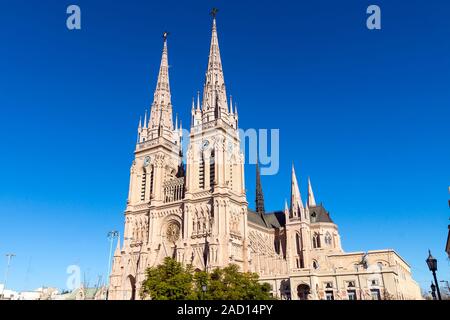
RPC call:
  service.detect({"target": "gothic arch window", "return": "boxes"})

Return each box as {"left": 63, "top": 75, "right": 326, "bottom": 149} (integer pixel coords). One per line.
{"left": 149, "top": 165, "right": 154, "bottom": 197}
{"left": 274, "top": 239, "right": 281, "bottom": 255}
{"left": 295, "top": 233, "right": 302, "bottom": 254}
{"left": 312, "top": 260, "right": 319, "bottom": 270}
{"left": 209, "top": 150, "right": 215, "bottom": 187}
{"left": 125, "top": 275, "right": 136, "bottom": 300}
{"left": 310, "top": 212, "right": 317, "bottom": 222}
{"left": 312, "top": 233, "right": 321, "bottom": 249}
{"left": 140, "top": 171, "right": 147, "bottom": 201}
{"left": 325, "top": 232, "right": 332, "bottom": 246}
{"left": 199, "top": 154, "right": 205, "bottom": 189}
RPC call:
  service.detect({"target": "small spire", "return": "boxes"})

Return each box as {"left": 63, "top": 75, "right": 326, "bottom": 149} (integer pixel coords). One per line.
{"left": 291, "top": 165, "right": 304, "bottom": 218}
{"left": 284, "top": 199, "right": 290, "bottom": 224}
{"left": 191, "top": 96, "right": 195, "bottom": 111}
{"left": 234, "top": 102, "right": 238, "bottom": 116}
{"left": 114, "top": 237, "right": 121, "bottom": 257}
{"left": 175, "top": 113, "right": 178, "bottom": 131}
{"left": 197, "top": 91, "right": 201, "bottom": 110}
{"left": 143, "top": 110, "right": 148, "bottom": 129}
{"left": 138, "top": 116, "right": 142, "bottom": 129}
{"left": 229, "top": 95, "right": 233, "bottom": 114}
{"left": 307, "top": 177, "right": 317, "bottom": 207}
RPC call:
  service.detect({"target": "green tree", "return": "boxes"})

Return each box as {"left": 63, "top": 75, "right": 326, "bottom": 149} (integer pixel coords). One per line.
{"left": 140, "top": 257, "right": 194, "bottom": 300}
{"left": 141, "top": 258, "right": 273, "bottom": 300}
{"left": 193, "top": 264, "right": 273, "bottom": 300}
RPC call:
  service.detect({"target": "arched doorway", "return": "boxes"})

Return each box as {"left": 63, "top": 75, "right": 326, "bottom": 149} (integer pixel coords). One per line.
{"left": 124, "top": 275, "right": 136, "bottom": 300}
{"left": 297, "top": 284, "right": 310, "bottom": 300}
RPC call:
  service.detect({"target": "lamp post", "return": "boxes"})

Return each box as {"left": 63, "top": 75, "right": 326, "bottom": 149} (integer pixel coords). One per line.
{"left": 1, "top": 253, "right": 16, "bottom": 300}
{"left": 201, "top": 283, "right": 207, "bottom": 300}
{"left": 106, "top": 231, "right": 119, "bottom": 286}
{"left": 426, "top": 250, "right": 441, "bottom": 300}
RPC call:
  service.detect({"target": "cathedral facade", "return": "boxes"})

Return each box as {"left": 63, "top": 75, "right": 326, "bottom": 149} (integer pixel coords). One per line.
{"left": 108, "top": 15, "right": 422, "bottom": 300}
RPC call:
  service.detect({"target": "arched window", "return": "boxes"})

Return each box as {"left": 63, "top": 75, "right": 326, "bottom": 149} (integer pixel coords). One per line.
{"left": 296, "top": 233, "right": 302, "bottom": 254}
{"left": 325, "top": 232, "right": 332, "bottom": 246}
{"left": 199, "top": 153, "right": 205, "bottom": 189}
{"left": 310, "top": 212, "right": 317, "bottom": 222}
{"left": 209, "top": 150, "right": 215, "bottom": 187}
{"left": 312, "top": 260, "right": 319, "bottom": 270}
{"left": 312, "top": 233, "right": 321, "bottom": 248}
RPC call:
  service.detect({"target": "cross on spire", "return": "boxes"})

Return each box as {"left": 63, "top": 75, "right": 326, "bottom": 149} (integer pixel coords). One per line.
{"left": 210, "top": 8, "right": 219, "bottom": 18}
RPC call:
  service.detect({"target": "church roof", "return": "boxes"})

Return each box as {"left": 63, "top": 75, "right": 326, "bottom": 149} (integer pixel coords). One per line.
{"left": 248, "top": 204, "right": 333, "bottom": 229}
{"left": 247, "top": 209, "right": 285, "bottom": 229}
{"left": 309, "top": 204, "right": 334, "bottom": 223}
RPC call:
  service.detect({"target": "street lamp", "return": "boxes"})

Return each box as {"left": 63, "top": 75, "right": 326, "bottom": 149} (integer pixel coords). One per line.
{"left": 106, "top": 231, "right": 119, "bottom": 286}
{"left": 426, "top": 250, "right": 442, "bottom": 300}
{"left": 1, "top": 253, "right": 16, "bottom": 300}
{"left": 201, "top": 283, "right": 207, "bottom": 300}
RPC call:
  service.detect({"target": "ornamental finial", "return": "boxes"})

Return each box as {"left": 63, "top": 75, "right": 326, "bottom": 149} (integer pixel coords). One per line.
{"left": 163, "top": 31, "right": 169, "bottom": 41}
{"left": 210, "top": 8, "right": 219, "bottom": 18}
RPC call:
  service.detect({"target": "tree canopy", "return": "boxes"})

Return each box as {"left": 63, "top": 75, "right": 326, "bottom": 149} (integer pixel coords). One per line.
{"left": 140, "top": 258, "right": 273, "bottom": 300}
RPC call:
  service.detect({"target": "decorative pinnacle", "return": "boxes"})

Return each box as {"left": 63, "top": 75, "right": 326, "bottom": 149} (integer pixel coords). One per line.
{"left": 163, "top": 31, "right": 169, "bottom": 41}
{"left": 210, "top": 8, "right": 219, "bottom": 18}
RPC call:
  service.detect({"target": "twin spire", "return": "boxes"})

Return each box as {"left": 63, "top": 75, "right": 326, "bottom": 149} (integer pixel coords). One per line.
{"left": 255, "top": 162, "right": 317, "bottom": 224}
{"left": 140, "top": 9, "right": 238, "bottom": 144}
{"left": 289, "top": 165, "right": 317, "bottom": 220}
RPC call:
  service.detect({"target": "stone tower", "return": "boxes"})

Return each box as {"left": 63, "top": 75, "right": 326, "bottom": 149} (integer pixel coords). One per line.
{"left": 184, "top": 12, "right": 248, "bottom": 271}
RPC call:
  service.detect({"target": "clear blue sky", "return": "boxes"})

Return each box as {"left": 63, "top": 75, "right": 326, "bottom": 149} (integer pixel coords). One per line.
{"left": 0, "top": 0, "right": 449, "bottom": 293}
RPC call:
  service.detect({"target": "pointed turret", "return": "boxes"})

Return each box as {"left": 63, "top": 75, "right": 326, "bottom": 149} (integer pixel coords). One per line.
{"left": 114, "top": 237, "right": 121, "bottom": 257}
{"left": 202, "top": 9, "right": 230, "bottom": 124}
{"left": 284, "top": 199, "right": 290, "bottom": 224}
{"left": 229, "top": 95, "right": 234, "bottom": 114}
{"left": 148, "top": 32, "right": 174, "bottom": 140}
{"left": 307, "top": 177, "right": 317, "bottom": 207}
{"left": 143, "top": 110, "right": 148, "bottom": 129}
{"left": 291, "top": 165, "right": 304, "bottom": 219}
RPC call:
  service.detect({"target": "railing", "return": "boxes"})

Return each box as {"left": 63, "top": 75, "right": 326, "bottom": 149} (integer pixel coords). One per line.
{"left": 136, "top": 136, "right": 176, "bottom": 151}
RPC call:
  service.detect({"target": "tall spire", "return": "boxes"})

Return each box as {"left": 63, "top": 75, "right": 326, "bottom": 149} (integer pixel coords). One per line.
{"left": 148, "top": 32, "right": 174, "bottom": 140}
{"left": 255, "top": 161, "right": 265, "bottom": 219}
{"left": 291, "top": 165, "right": 304, "bottom": 218}
{"left": 307, "top": 177, "right": 317, "bottom": 207}
{"left": 202, "top": 9, "right": 229, "bottom": 123}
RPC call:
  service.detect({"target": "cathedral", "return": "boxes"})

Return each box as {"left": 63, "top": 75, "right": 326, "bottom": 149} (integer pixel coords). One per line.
{"left": 108, "top": 13, "right": 422, "bottom": 300}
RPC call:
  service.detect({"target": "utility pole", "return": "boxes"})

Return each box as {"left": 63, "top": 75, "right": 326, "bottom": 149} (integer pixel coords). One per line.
{"left": 106, "top": 230, "right": 119, "bottom": 300}
{"left": 1, "top": 253, "right": 16, "bottom": 299}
